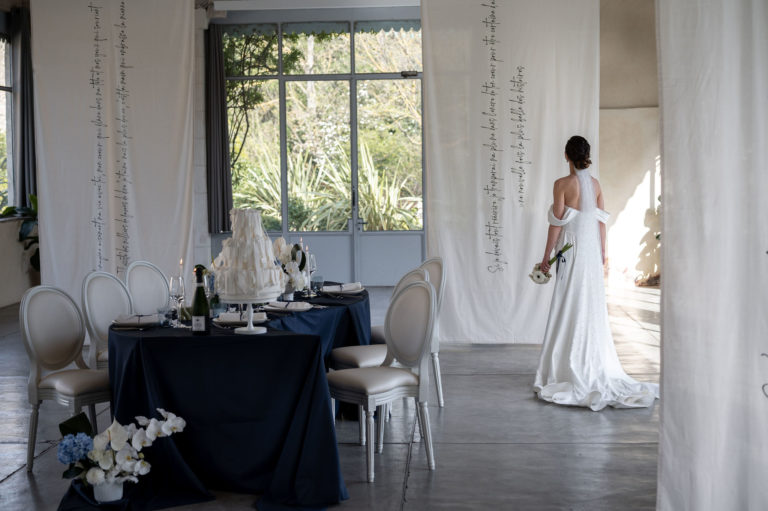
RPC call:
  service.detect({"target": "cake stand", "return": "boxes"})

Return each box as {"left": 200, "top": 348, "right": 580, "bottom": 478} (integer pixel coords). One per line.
{"left": 218, "top": 289, "right": 281, "bottom": 335}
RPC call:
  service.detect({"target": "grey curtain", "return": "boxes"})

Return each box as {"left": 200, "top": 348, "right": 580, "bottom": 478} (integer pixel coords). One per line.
{"left": 205, "top": 24, "right": 232, "bottom": 233}
{"left": 10, "top": 8, "right": 36, "bottom": 209}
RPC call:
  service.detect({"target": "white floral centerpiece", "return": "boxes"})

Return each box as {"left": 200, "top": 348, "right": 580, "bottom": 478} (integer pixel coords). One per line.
{"left": 273, "top": 237, "right": 307, "bottom": 293}
{"left": 58, "top": 409, "right": 185, "bottom": 502}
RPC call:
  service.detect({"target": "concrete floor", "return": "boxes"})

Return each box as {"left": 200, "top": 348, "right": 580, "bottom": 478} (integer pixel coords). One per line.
{"left": 0, "top": 284, "right": 660, "bottom": 510}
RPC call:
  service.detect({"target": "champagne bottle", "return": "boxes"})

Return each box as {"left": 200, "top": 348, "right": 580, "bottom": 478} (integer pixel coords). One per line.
{"left": 191, "top": 266, "right": 210, "bottom": 335}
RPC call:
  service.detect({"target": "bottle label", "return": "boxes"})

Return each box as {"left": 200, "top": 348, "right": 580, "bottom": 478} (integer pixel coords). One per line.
{"left": 192, "top": 316, "right": 206, "bottom": 331}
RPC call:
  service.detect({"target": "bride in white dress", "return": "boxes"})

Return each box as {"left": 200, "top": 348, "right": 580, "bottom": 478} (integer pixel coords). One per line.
{"left": 533, "top": 136, "right": 659, "bottom": 411}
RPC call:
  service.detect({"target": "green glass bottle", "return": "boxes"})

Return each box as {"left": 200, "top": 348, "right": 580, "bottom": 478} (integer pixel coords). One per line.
{"left": 191, "top": 266, "right": 210, "bottom": 335}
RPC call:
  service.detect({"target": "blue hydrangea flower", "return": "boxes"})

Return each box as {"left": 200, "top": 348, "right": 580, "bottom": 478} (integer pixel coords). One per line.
{"left": 57, "top": 433, "right": 93, "bottom": 465}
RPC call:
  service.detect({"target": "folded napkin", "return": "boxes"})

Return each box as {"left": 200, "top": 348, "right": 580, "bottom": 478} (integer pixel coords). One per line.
{"left": 217, "top": 311, "right": 267, "bottom": 322}
{"left": 113, "top": 314, "right": 161, "bottom": 327}
{"left": 321, "top": 282, "right": 363, "bottom": 293}
{"left": 264, "top": 301, "right": 313, "bottom": 312}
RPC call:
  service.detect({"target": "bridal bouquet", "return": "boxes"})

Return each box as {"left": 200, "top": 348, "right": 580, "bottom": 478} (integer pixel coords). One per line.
{"left": 57, "top": 409, "right": 185, "bottom": 488}
{"left": 273, "top": 237, "right": 307, "bottom": 291}
{"left": 529, "top": 243, "right": 573, "bottom": 284}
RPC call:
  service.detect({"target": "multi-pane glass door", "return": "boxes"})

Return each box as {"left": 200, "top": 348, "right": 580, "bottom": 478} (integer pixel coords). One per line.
{"left": 223, "top": 20, "right": 423, "bottom": 284}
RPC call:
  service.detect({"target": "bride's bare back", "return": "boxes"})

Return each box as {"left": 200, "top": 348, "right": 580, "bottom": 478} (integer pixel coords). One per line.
{"left": 552, "top": 173, "right": 604, "bottom": 215}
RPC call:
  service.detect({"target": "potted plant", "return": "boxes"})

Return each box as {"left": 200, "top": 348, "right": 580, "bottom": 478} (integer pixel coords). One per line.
{"left": 57, "top": 408, "right": 185, "bottom": 503}
{"left": 1, "top": 194, "right": 39, "bottom": 273}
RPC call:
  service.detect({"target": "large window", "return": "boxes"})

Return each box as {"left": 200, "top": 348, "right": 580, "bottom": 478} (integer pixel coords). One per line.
{"left": 0, "top": 38, "right": 12, "bottom": 210}
{"left": 223, "top": 20, "right": 422, "bottom": 232}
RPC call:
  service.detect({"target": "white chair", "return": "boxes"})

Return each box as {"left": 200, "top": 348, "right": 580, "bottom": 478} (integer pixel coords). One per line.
{"left": 327, "top": 280, "right": 437, "bottom": 483}
{"left": 82, "top": 271, "right": 134, "bottom": 370}
{"left": 20, "top": 286, "right": 111, "bottom": 471}
{"left": 331, "top": 268, "right": 429, "bottom": 444}
{"left": 125, "top": 260, "right": 170, "bottom": 315}
{"left": 370, "top": 257, "right": 447, "bottom": 407}
{"left": 333, "top": 268, "right": 428, "bottom": 369}
{"left": 419, "top": 257, "right": 446, "bottom": 407}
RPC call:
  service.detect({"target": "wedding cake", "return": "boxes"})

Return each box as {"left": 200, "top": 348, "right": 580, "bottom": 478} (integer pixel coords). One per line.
{"left": 213, "top": 209, "right": 284, "bottom": 302}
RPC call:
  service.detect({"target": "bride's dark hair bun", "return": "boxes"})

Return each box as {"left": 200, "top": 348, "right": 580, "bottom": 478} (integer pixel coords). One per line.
{"left": 565, "top": 135, "right": 592, "bottom": 170}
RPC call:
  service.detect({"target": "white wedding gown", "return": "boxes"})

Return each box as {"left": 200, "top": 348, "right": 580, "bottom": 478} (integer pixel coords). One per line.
{"left": 533, "top": 169, "right": 659, "bottom": 411}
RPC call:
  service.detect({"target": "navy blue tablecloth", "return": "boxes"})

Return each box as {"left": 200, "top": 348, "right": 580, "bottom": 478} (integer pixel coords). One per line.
{"left": 59, "top": 326, "right": 348, "bottom": 511}
{"left": 265, "top": 288, "right": 371, "bottom": 362}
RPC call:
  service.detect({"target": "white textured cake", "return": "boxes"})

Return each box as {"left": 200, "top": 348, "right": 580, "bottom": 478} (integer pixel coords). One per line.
{"left": 213, "top": 209, "right": 285, "bottom": 302}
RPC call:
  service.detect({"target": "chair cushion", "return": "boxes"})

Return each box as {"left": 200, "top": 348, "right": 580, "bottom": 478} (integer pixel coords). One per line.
{"left": 39, "top": 369, "right": 110, "bottom": 396}
{"left": 327, "top": 367, "right": 419, "bottom": 395}
{"left": 331, "top": 344, "right": 387, "bottom": 369}
{"left": 370, "top": 324, "right": 386, "bottom": 345}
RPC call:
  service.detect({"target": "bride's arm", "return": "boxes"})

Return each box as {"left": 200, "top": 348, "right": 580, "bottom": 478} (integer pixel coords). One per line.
{"left": 540, "top": 182, "right": 565, "bottom": 273}
{"left": 595, "top": 179, "right": 606, "bottom": 264}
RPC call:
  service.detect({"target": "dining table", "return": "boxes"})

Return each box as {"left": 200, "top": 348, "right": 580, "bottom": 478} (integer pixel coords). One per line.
{"left": 57, "top": 286, "right": 371, "bottom": 511}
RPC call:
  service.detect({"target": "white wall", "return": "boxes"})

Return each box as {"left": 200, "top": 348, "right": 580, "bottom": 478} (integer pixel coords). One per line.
{"left": 600, "top": 107, "right": 660, "bottom": 283}
{"left": 0, "top": 219, "right": 35, "bottom": 308}
{"left": 599, "top": 0, "right": 660, "bottom": 285}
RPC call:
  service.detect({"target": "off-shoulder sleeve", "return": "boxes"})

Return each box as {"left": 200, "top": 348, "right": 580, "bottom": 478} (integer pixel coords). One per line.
{"left": 595, "top": 208, "right": 610, "bottom": 224}
{"left": 548, "top": 205, "right": 578, "bottom": 226}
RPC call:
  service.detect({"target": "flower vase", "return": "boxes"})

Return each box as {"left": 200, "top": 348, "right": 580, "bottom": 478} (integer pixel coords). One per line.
{"left": 93, "top": 481, "right": 124, "bottom": 503}
{"left": 281, "top": 283, "right": 294, "bottom": 301}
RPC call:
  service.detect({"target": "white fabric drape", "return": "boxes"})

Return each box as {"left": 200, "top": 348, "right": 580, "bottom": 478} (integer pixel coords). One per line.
{"left": 657, "top": 0, "right": 768, "bottom": 509}
{"left": 32, "top": 0, "right": 195, "bottom": 303}
{"left": 422, "top": 0, "right": 599, "bottom": 343}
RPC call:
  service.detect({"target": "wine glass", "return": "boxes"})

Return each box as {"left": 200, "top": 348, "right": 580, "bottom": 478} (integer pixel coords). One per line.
{"left": 168, "top": 276, "right": 185, "bottom": 327}
{"left": 203, "top": 273, "right": 214, "bottom": 301}
{"left": 307, "top": 254, "right": 318, "bottom": 297}
{"left": 311, "top": 274, "right": 324, "bottom": 296}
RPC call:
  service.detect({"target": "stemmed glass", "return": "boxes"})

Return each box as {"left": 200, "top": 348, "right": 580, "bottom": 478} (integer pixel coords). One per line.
{"left": 168, "top": 276, "right": 185, "bottom": 327}
{"left": 307, "top": 254, "right": 318, "bottom": 297}
{"left": 203, "top": 273, "right": 214, "bottom": 302}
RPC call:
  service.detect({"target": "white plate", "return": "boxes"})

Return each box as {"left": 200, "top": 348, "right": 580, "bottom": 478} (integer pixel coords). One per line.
{"left": 263, "top": 302, "right": 313, "bottom": 312}
{"left": 213, "top": 317, "right": 269, "bottom": 327}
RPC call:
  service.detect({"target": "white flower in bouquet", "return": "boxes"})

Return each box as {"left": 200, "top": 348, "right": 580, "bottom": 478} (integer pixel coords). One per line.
{"left": 135, "top": 459, "right": 151, "bottom": 476}
{"left": 88, "top": 448, "right": 114, "bottom": 470}
{"left": 92, "top": 431, "right": 108, "bottom": 452}
{"left": 272, "top": 236, "right": 307, "bottom": 287}
{"left": 529, "top": 264, "right": 552, "bottom": 284}
{"left": 115, "top": 446, "right": 138, "bottom": 468}
{"left": 105, "top": 465, "right": 137, "bottom": 485}
{"left": 160, "top": 413, "right": 186, "bottom": 436}
{"left": 529, "top": 243, "right": 574, "bottom": 285}
{"left": 85, "top": 467, "right": 105, "bottom": 486}
{"left": 131, "top": 429, "right": 150, "bottom": 451}
{"left": 290, "top": 271, "right": 306, "bottom": 291}
{"left": 284, "top": 260, "right": 300, "bottom": 274}
{"left": 273, "top": 237, "right": 294, "bottom": 265}
{"left": 273, "top": 237, "right": 287, "bottom": 258}
{"left": 106, "top": 420, "right": 131, "bottom": 451}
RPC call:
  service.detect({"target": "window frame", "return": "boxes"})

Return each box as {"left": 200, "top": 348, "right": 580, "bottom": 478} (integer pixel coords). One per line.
{"left": 0, "top": 33, "right": 14, "bottom": 211}
{"left": 220, "top": 14, "right": 424, "bottom": 236}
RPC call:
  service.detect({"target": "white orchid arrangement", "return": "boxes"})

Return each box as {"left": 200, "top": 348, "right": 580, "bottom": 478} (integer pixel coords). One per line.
{"left": 57, "top": 409, "right": 185, "bottom": 487}
{"left": 273, "top": 237, "right": 307, "bottom": 291}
